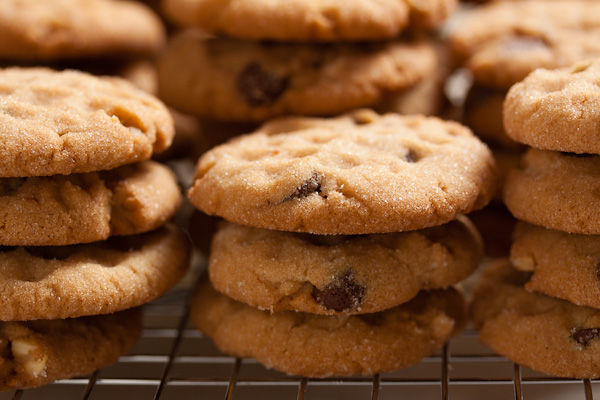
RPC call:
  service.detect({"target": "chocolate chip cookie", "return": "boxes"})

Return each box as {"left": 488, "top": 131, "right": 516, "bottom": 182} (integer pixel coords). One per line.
{"left": 0, "top": 224, "right": 189, "bottom": 321}
{"left": 162, "top": 0, "right": 457, "bottom": 41}
{"left": 0, "top": 0, "right": 165, "bottom": 61}
{"left": 0, "top": 161, "right": 181, "bottom": 246}
{"left": 158, "top": 32, "right": 437, "bottom": 122}
{"left": 511, "top": 222, "right": 600, "bottom": 310}
{"left": 504, "top": 58, "right": 600, "bottom": 154}
{"left": 191, "top": 276, "right": 466, "bottom": 377}
{"left": 0, "top": 67, "right": 174, "bottom": 177}
{"left": 471, "top": 259, "right": 600, "bottom": 378}
{"left": 449, "top": 0, "right": 600, "bottom": 89}
{"left": 188, "top": 110, "right": 498, "bottom": 234}
{"left": 503, "top": 148, "right": 600, "bottom": 234}
{"left": 0, "top": 308, "right": 141, "bottom": 390}
{"left": 208, "top": 216, "right": 482, "bottom": 314}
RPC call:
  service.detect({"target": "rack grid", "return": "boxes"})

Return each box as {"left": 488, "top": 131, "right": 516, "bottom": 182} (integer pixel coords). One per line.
{"left": 2, "top": 284, "right": 599, "bottom": 400}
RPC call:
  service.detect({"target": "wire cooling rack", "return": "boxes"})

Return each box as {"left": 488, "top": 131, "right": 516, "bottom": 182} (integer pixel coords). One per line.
{"left": 2, "top": 278, "right": 599, "bottom": 400}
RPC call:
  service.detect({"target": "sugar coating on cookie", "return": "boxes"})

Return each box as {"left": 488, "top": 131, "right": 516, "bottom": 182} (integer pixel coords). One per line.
{"left": 0, "top": 67, "right": 174, "bottom": 177}
{"left": 0, "top": 224, "right": 190, "bottom": 321}
{"left": 158, "top": 32, "right": 438, "bottom": 122}
{"left": 191, "top": 277, "right": 465, "bottom": 377}
{"left": 0, "top": 308, "right": 141, "bottom": 390}
{"left": 208, "top": 216, "right": 482, "bottom": 314}
{"left": 162, "top": 0, "right": 456, "bottom": 41}
{"left": 504, "top": 59, "right": 600, "bottom": 153}
{"left": 511, "top": 222, "right": 600, "bottom": 310}
{"left": 504, "top": 148, "right": 600, "bottom": 235}
{"left": 472, "top": 259, "right": 600, "bottom": 379}
{"left": 188, "top": 110, "right": 498, "bottom": 234}
{"left": 0, "top": 0, "right": 165, "bottom": 61}
{"left": 449, "top": 0, "right": 600, "bottom": 89}
{"left": 0, "top": 161, "right": 181, "bottom": 246}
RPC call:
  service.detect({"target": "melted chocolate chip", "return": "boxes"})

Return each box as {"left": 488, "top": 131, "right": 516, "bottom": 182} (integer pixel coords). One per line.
{"left": 312, "top": 270, "right": 365, "bottom": 312}
{"left": 236, "top": 62, "right": 288, "bottom": 106}
{"left": 404, "top": 149, "right": 419, "bottom": 163}
{"left": 291, "top": 173, "right": 321, "bottom": 199}
{"left": 25, "top": 246, "right": 78, "bottom": 260}
{"left": 571, "top": 327, "right": 600, "bottom": 346}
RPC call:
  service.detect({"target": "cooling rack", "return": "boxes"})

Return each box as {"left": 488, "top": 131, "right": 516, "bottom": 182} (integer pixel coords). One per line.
{"left": 2, "top": 278, "right": 599, "bottom": 400}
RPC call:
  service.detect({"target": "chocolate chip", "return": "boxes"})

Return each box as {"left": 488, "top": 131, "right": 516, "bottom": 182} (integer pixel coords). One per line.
{"left": 25, "top": 246, "right": 78, "bottom": 260}
{"left": 236, "top": 62, "right": 288, "bottom": 106}
{"left": 404, "top": 149, "right": 419, "bottom": 163}
{"left": 291, "top": 172, "right": 321, "bottom": 199}
{"left": 571, "top": 327, "right": 600, "bottom": 346}
{"left": 312, "top": 270, "right": 365, "bottom": 312}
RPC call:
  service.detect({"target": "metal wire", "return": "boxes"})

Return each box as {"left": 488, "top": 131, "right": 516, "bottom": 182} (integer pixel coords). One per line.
{"left": 2, "top": 290, "right": 598, "bottom": 400}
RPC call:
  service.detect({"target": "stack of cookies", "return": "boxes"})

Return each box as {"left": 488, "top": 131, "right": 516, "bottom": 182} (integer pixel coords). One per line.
{"left": 187, "top": 109, "right": 498, "bottom": 377}
{"left": 157, "top": 0, "right": 459, "bottom": 139}
{"left": 0, "top": 67, "right": 190, "bottom": 390}
{"left": 471, "top": 58, "right": 600, "bottom": 378}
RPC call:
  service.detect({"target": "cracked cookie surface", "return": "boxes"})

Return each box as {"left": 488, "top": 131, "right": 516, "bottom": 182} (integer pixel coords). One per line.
{"left": 162, "top": 0, "right": 456, "bottom": 42}
{"left": 0, "top": 308, "right": 141, "bottom": 391}
{"left": 0, "top": 67, "right": 174, "bottom": 177}
{"left": 0, "top": 224, "right": 189, "bottom": 321}
{"left": 191, "top": 276, "right": 466, "bottom": 377}
{"left": 504, "top": 148, "right": 600, "bottom": 234}
{"left": 504, "top": 59, "right": 600, "bottom": 154}
{"left": 0, "top": 161, "right": 181, "bottom": 246}
{"left": 208, "top": 216, "right": 482, "bottom": 314}
{"left": 471, "top": 259, "right": 600, "bottom": 378}
{"left": 188, "top": 110, "right": 498, "bottom": 234}
{"left": 158, "top": 32, "right": 437, "bottom": 122}
{"left": 449, "top": 0, "right": 600, "bottom": 89}
{"left": 0, "top": 0, "right": 165, "bottom": 61}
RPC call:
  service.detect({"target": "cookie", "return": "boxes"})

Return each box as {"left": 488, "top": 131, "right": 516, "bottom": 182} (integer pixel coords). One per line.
{"left": 162, "top": 0, "right": 456, "bottom": 42}
{"left": 158, "top": 32, "right": 437, "bottom": 122}
{"left": 0, "top": 161, "right": 181, "bottom": 246}
{"left": 511, "top": 222, "right": 600, "bottom": 310}
{"left": 0, "top": 0, "right": 164, "bottom": 61}
{"left": 503, "top": 148, "right": 600, "bottom": 234}
{"left": 191, "top": 276, "right": 466, "bottom": 377}
{"left": 0, "top": 224, "right": 189, "bottom": 321}
{"left": 208, "top": 216, "right": 482, "bottom": 314}
{"left": 471, "top": 259, "right": 600, "bottom": 378}
{"left": 188, "top": 110, "right": 498, "bottom": 235}
{"left": 0, "top": 308, "right": 141, "bottom": 390}
{"left": 463, "top": 85, "right": 522, "bottom": 149}
{"left": 504, "top": 59, "right": 600, "bottom": 154}
{"left": 0, "top": 67, "right": 174, "bottom": 177}
{"left": 449, "top": 0, "right": 600, "bottom": 89}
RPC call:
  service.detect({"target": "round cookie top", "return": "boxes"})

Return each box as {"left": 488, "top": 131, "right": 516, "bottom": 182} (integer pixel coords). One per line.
{"left": 0, "top": 308, "right": 141, "bottom": 390}
{"left": 0, "top": 224, "right": 190, "bottom": 321}
{"left": 162, "top": 0, "right": 456, "bottom": 42}
{"left": 472, "top": 259, "right": 600, "bottom": 379}
{"left": 188, "top": 110, "right": 498, "bottom": 235}
{"left": 208, "top": 216, "right": 482, "bottom": 314}
{"left": 0, "top": 67, "right": 174, "bottom": 177}
{"left": 511, "top": 222, "right": 600, "bottom": 310}
{"left": 503, "top": 148, "right": 600, "bottom": 235}
{"left": 0, "top": 0, "right": 165, "bottom": 61}
{"left": 158, "top": 32, "right": 438, "bottom": 122}
{"left": 0, "top": 161, "right": 182, "bottom": 246}
{"left": 191, "top": 276, "right": 466, "bottom": 377}
{"left": 449, "top": 0, "right": 600, "bottom": 89}
{"left": 504, "top": 59, "right": 600, "bottom": 154}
